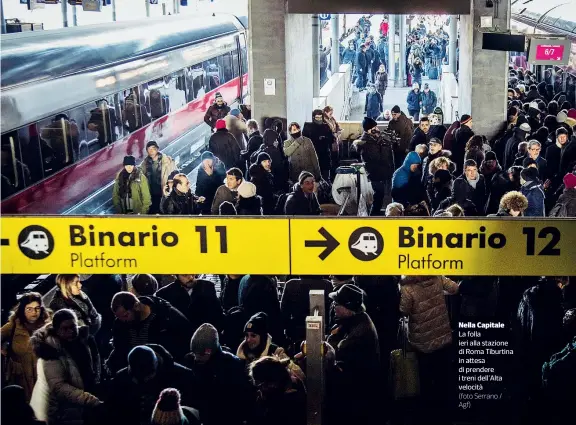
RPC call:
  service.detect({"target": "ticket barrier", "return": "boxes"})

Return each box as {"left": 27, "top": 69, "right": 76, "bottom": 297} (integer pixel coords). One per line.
{"left": 306, "top": 290, "right": 326, "bottom": 425}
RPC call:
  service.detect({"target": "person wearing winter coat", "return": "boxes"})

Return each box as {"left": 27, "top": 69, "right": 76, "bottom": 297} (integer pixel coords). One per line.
{"left": 208, "top": 119, "right": 242, "bottom": 170}
{"left": 302, "top": 110, "right": 335, "bottom": 181}
{"left": 242, "top": 120, "right": 264, "bottom": 172}
{"left": 421, "top": 137, "right": 450, "bottom": 191}
{"left": 161, "top": 174, "right": 202, "bottom": 215}
{"left": 225, "top": 109, "right": 248, "bottom": 149}
{"left": 284, "top": 171, "right": 322, "bottom": 216}
{"left": 236, "top": 312, "right": 304, "bottom": 383}
{"left": 391, "top": 151, "right": 423, "bottom": 205}
{"left": 388, "top": 105, "right": 415, "bottom": 166}
{"left": 410, "top": 57, "right": 424, "bottom": 88}
{"left": 520, "top": 167, "right": 545, "bottom": 217}
{"left": 406, "top": 83, "right": 422, "bottom": 121}
{"left": 1, "top": 293, "right": 51, "bottom": 401}
{"left": 195, "top": 152, "right": 226, "bottom": 215}
{"left": 549, "top": 172, "right": 576, "bottom": 217}
{"left": 442, "top": 120, "right": 460, "bottom": 151}
{"left": 1, "top": 384, "right": 46, "bottom": 425}
{"left": 283, "top": 123, "right": 322, "bottom": 183}
{"left": 364, "top": 85, "right": 383, "bottom": 120}
{"left": 248, "top": 356, "right": 307, "bottom": 425}
{"left": 30, "top": 309, "right": 102, "bottom": 425}
{"left": 504, "top": 122, "right": 532, "bottom": 170}
{"left": 399, "top": 276, "right": 458, "bottom": 405}
{"left": 485, "top": 165, "right": 523, "bottom": 215}
{"left": 355, "top": 45, "right": 369, "bottom": 90}
{"left": 428, "top": 109, "right": 447, "bottom": 141}
{"left": 324, "top": 284, "right": 380, "bottom": 425}
{"left": 374, "top": 64, "right": 388, "bottom": 99}
{"left": 106, "top": 292, "right": 192, "bottom": 375}
{"left": 429, "top": 169, "right": 453, "bottom": 213}
{"left": 479, "top": 151, "right": 502, "bottom": 194}
{"left": 251, "top": 129, "right": 288, "bottom": 193}
{"left": 341, "top": 40, "right": 357, "bottom": 65}
{"left": 203, "top": 92, "right": 230, "bottom": 130}
{"left": 112, "top": 155, "right": 152, "bottom": 214}
{"left": 211, "top": 167, "right": 242, "bottom": 215}
{"left": 452, "top": 115, "right": 475, "bottom": 175}
{"left": 49, "top": 275, "right": 101, "bottom": 339}
{"left": 409, "top": 116, "right": 431, "bottom": 151}
{"left": 183, "top": 324, "right": 251, "bottom": 425}
{"left": 106, "top": 344, "right": 195, "bottom": 425}
{"left": 235, "top": 181, "right": 263, "bottom": 215}
{"left": 487, "top": 190, "right": 528, "bottom": 217}
{"left": 249, "top": 154, "right": 276, "bottom": 214}
{"left": 420, "top": 83, "right": 437, "bottom": 115}
{"left": 156, "top": 275, "right": 224, "bottom": 334}
{"left": 140, "top": 141, "right": 177, "bottom": 214}
{"left": 453, "top": 159, "right": 487, "bottom": 215}
{"left": 354, "top": 117, "right": 396, "bottom": 215}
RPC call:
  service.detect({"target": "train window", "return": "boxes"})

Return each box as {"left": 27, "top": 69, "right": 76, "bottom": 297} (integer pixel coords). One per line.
{"left": 37, "top": 113, "right": 80, "bottom": 175}
{"left": 204, "top": 58, "right": 221, "bottom": 92}
{"left": 186, "top": 64, "right": 207, "bottom": 101}
{"left": 146, "top": 77, "right": 170, "bottom": 120}
{"left": 218, "top": 52, "right": 234, "bottom": 84}
{"left": 120, "top": 87, "right": 151, "bottom": 133}
{"left": 16, "top": 125, "right": 45, "bottom": 184}
{"left": 232, "top": 48, "right": 240, "bottom": 80}
{"left": 239, "top": 34, "right": 248, "bottom": 76}
{"left": 169, "top": 70, "right": 187, "bottom": 111}
{"left": 1, "top": 131, "right": 32, "bottom": 199}
{"left": 84, "top": 98, "right": 120, "bottom": 152}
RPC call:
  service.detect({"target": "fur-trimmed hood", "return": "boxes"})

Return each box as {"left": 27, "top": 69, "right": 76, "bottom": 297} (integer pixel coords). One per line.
{"left": 400, "top": 276, "right": 436, "bottom": 286}
{"left": 31, "top": 323, "right": 90, "bottom": 361}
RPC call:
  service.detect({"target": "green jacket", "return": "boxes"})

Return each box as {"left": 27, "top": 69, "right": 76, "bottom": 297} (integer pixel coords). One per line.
{"left": 112, "top": 169, "right": 152, "bottom": 214}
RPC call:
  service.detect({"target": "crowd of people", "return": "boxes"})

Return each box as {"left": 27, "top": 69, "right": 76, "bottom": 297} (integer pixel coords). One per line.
{"left": 2, "top": 17, "right": 576, "bottom": 424}
{"left": 1, "top": 268, "right": 575, "bottom": 425}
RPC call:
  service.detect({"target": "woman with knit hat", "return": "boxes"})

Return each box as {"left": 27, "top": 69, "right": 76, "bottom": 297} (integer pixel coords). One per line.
{"left": 235, "top": 181, "right": 262, "bottom": 215}
{"left": 237, "top": 312, "right": 305, "bottom": 384}
{"left": 151, "top": 388, "right": 200, "bottom": 425}
{"left": 549, "top": 172, "right": 576, "bottom": 217}
{"left": 112, "top": 155, "right": 152, "bottom": 214}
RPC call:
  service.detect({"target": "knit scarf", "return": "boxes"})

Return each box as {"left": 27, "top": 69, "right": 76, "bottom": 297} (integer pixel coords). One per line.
{"left": 118, "top": 169, "right": 134, "bottom": 199}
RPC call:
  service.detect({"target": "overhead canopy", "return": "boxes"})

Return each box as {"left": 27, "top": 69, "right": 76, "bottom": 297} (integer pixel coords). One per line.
{"left": 286, "top": 0, "right": 470, "bottom": 14}
{"left": 512, "top": 0, "right": 576, "bottom": 39}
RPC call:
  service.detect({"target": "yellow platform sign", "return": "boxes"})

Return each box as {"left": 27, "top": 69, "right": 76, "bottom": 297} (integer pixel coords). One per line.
{"left": 1, "top": 217, "right": 575, "bottom": 275}
{"left": 0, "top": 217, "right": 290, "bottom": 274}
{"left": 290, "top": 218, "right": 576, "bottom": 276}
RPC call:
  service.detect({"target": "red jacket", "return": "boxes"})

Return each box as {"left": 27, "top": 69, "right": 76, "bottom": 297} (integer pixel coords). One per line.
{"left": 380, "top": 22, "right": 389, "bottom": 36}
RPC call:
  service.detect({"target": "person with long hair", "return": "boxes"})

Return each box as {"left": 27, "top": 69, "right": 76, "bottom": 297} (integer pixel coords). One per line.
{"left": 1, "top": 292, "right": 51, "bottom": 401}
{"left": 49, "top": 275, "right": 101, "bottom": 337}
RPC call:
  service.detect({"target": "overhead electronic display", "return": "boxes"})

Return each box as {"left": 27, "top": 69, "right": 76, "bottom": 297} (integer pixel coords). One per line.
{"left": 528, "top": 38, "right": 571, "bottom": 65}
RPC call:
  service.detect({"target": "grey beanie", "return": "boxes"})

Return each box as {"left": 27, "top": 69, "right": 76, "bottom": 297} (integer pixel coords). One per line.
{"left": 190, "top": 323, "right": 220, "bottom": 355}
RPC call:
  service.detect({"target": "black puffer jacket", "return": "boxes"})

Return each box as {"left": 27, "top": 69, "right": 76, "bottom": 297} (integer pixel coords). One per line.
{"left": 208, "top": 129, "right": 242, "bottom": 169}
{"left": 106, "top": 344, "right": 195, "bottom": 425}
{"left": 355, "top": 131, "right": 396, "bottom": 181}
{"left": 284, "top": 183, "right": 322, "bottom": 216}
{"left": 106, "top": 296, "right": 192, "bottom": 374}
{"left": 161, "top": 188, "right": 199, "bottom": 215}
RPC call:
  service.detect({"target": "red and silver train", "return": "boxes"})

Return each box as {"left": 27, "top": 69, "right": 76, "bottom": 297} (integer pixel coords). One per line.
{"left": 0, "top": 13, "right": 249, "bottom": 214}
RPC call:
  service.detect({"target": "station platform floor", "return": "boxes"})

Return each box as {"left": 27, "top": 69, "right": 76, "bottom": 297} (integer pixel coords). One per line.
{"left": 349, "top": 75, "right": 441, "bottom": 121}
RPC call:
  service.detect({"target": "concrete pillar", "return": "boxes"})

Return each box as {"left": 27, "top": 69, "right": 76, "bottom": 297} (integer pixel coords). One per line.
{"left": 449, "top": 15, "right": 457, "bottom": 73}
{"left": 1, "top": 0, "right": 6, "bottom": 34}
{"left": 312, "top": 15, "right": 320, "bottom": 95}
{"left": 72, "top": 5, "right": 78, "bottom": 27}
{"left": 388, "top": 14, "right": 396, "bottom": 85}
{"left": 331, "top": 14, "right": 340, "bottom": 74}
{"left": 145, "top": 0, "right": 150, "bottom": 17}
{"left": 458, "top": 0, "right": 509, "bottom": 138}
{"left": 112, "top": 0, "right": 117, "bottom": 21}
{"left": 61, "top": 0, "right": 69, "bottom": 28}
{"left": 399, "top": 15, "right": 407, "bottom": 87}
